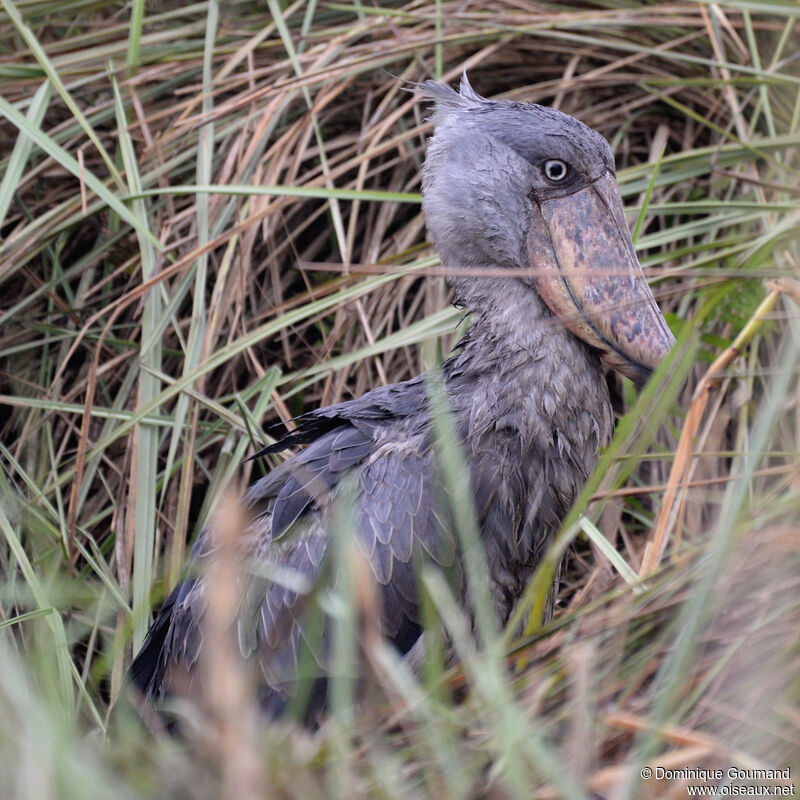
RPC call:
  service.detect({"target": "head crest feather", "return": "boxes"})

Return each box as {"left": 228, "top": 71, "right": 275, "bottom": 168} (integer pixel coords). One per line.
{"left": 408, "top": 71, "right": 486, "bottom": 111}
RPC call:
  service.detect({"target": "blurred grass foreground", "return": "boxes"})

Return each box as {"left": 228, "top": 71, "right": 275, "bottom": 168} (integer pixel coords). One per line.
{"left": 0, "top": 1, "right": 799, "bottom": 798}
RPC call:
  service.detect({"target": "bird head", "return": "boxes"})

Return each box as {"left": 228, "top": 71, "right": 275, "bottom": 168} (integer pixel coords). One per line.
{"left": 418, "top": 74, "right": 675, "bottom": 386}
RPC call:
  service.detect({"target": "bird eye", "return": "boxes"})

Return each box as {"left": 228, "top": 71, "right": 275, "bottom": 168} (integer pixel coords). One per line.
{"left": 543, "top": 159, "right": 568, "bottom": 182}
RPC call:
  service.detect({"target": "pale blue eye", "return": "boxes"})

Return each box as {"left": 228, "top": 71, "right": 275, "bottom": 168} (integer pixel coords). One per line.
{"left": 543, "top": 159, "right": 568, "bottom": 182}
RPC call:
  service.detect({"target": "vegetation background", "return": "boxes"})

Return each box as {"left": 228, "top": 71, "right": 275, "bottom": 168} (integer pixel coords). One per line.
{"left": 0, "top": 0, "right": 798, "bottom": 797}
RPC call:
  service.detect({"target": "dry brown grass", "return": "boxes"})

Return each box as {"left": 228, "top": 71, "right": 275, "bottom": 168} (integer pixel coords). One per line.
{"left": 0, "top": 1, "right": 798, "bottom": 797}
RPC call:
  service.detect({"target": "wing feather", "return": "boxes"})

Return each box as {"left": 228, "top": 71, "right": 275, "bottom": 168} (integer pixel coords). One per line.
{"left": 129, "top": 376, "right": 446, "bottom": 714}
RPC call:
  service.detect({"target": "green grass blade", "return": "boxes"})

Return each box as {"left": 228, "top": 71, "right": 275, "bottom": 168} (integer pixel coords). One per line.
{"left": 0, "top": 78, "right": 50, "bottom": 233}
{"left": 0, "top": 93, "right": 161, "bottom": 250}
{"left": 112, "top": 76, "right": 162, "bottom": 651}
{"left": 0, "top": 0, "right": 124, "bottom": 190}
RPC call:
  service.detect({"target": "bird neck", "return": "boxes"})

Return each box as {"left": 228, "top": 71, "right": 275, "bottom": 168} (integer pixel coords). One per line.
{"left": 450, "top": 276, "right": 557, "bottom": 356}
{"left": 443, "top": 277, "right": 614, "bottom": 459}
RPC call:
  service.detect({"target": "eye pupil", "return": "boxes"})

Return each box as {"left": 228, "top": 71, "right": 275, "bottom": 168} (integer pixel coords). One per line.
{"left": 544, "top": 159, "right": 567, "bottom": 181}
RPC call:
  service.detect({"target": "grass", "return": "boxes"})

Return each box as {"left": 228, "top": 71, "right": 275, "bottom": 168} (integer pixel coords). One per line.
{"left": 0, "top": 1, "right": 799, "bottom": 797}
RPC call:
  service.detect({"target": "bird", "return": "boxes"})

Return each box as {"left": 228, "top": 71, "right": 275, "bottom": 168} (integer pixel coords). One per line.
{"left": 128, "top": 74, "right": 675, "bottom": 721}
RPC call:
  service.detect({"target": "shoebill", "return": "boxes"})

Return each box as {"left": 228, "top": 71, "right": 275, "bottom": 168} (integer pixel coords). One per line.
{"left": 128, "top": 75, "right": 675, "bottom": 720}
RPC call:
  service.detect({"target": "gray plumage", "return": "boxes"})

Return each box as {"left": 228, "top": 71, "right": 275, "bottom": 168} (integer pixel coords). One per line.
{"left": 129, "top": 75, "right": 672, "bottom": 719}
